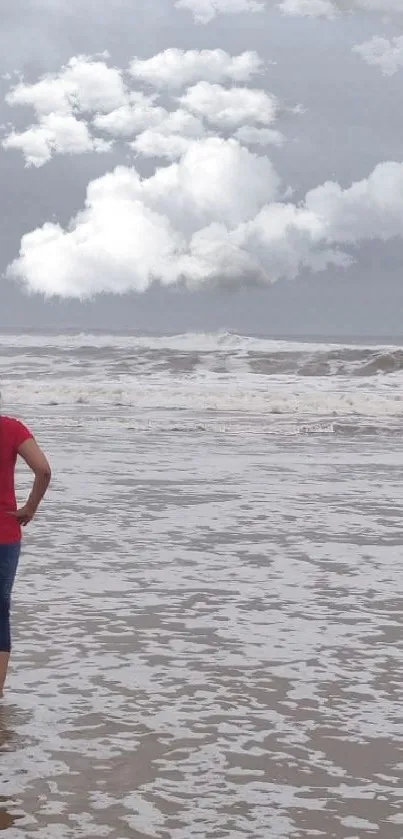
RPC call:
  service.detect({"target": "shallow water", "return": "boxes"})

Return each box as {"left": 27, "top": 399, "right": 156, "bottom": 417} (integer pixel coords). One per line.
{"left": 0, "top": 412, "right": 402, "bottom": 837}
{"left": 1, "top": 332, "right": 403, "bottom": 837}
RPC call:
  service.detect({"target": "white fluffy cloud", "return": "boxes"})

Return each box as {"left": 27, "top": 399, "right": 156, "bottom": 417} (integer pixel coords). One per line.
{"left": 20, "top": 0, "right": 403, "bottom": 21}
{"left": 5, "top": 55, "right": 127, "bottom": 116}
{"left": 352, "top": 0, "right": 403, "bottom": 10}
{"left": 304, "top": 161, "right": 403, "bottom": 243}
{"left": 131, "top": 131, "right": 195, "bottom": 161}
{"left": 179, "top": 83, "right": 278, "bottom": 128}
{"left": 94, "top": 102, "right": 205, "bottom": 141}
{"left": 282, "top": 0, "right": 403, "bottom": 13}
{"left": 2, "top": 54, "right": 129, "bottom": 164}
{"left": 174, "top": 0, "right": 264, "bottom": 24}
{"left": 130, "top": 110, "right": 206, "bottom": 160}
{"left": 176, "top": 0, "right": 403, "bottom": 21}
{"left": 7, "top": 135, "right": 403, "bottom": 298}
{"left": 279, "top": 0, "right": 335, "bottom": 15}
{"left": 93, "top": 95, "right": 166, "bottom": 139}
{"left": 3, "top": 113, "right": 111, "bottom": 167}
{"left": 6, "top": 138, "right": 280, "bottom": 296}
{"left": 234, "top": 125, "right": 285, "bottom": 146}
{"left": 354, "top": 36, "right": 403, "bottom": 76}
{"left": 3, "top": 52, "right": 281, "bottom": 164}
{"left": 129, "top": 49, "right": 263, "bottom": 89}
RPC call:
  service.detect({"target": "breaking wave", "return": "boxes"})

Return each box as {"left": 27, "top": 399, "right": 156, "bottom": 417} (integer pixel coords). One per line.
{"left": 1, "top": 330, "right": 403, "bottom": 377}
{"left": 1, "top": 331, "right": 403, "bottom": 434}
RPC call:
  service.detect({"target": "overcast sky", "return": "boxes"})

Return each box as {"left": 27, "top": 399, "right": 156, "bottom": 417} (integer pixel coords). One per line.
{"left": 0, "top": 0, "right": 402, "bottom": 336}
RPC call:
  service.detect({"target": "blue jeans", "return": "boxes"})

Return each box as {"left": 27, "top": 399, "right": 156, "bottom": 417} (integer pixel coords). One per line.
{"left": 0, "top": 543, "right": 20, "bottom": 652}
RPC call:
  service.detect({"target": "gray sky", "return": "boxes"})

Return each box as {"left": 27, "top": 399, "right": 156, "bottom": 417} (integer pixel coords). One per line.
{"left": 0, "top": 0, "right": 402, "bottom": 335}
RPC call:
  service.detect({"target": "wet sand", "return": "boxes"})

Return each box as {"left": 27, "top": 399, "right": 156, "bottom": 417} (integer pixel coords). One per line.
{"left": 1, "top": 415, "right": 403, "bottom": 837}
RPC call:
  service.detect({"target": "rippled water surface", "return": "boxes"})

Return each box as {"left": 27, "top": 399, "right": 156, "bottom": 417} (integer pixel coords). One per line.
{"left": 1, "top": 332, "right": 403, "bottom": 837}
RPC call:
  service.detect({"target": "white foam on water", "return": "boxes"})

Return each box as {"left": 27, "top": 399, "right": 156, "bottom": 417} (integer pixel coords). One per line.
{"left": 1, "top": 411, "right": 403, "bottom": 837}
{"left": 2, "top": 375, "right": 403, "bottom": 429}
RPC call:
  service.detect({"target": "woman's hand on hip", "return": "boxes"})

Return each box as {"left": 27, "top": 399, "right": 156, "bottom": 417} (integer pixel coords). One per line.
{"left": 10, "top": 504, "right": 36, "bottom": 526}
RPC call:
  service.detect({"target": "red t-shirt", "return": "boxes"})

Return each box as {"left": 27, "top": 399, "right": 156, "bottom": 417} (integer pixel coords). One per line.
{"left": 0, "top": 416, "right": 33, "bottom": 544}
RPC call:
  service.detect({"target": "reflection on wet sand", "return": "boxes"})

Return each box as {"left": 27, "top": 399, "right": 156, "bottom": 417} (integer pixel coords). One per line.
{"left": 0, "top": 704, "right": 32, "bottom": 752}
{"left": 0, "top": 714, "right": 11, "bottom": 752}
{"left": 0, "top": 797, "right": 23, "bottom": 831}
{"left": 0, "top": 809, "right": 14, "bottom": 831}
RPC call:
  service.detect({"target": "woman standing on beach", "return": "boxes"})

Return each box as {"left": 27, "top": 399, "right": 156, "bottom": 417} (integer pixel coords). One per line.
{"left": 0, "top": 416, "right": 51, "bottom": 696}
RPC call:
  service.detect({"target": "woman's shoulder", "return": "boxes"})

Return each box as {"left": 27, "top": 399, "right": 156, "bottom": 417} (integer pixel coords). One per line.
{"left": 2, "top": 416, "right": 32, "bottom": 433}
{"left": 1, "top": 416, "right": 33, "bottom": 446}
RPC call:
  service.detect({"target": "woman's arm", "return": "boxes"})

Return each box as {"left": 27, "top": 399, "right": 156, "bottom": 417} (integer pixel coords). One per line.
{"left": 13, "top": 439, "right": 52, "bottom": 525}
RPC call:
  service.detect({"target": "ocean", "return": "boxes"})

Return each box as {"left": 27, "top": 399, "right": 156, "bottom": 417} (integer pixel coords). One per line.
{"left": 0, "top": 330, "right": 402, "bottom": 838}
